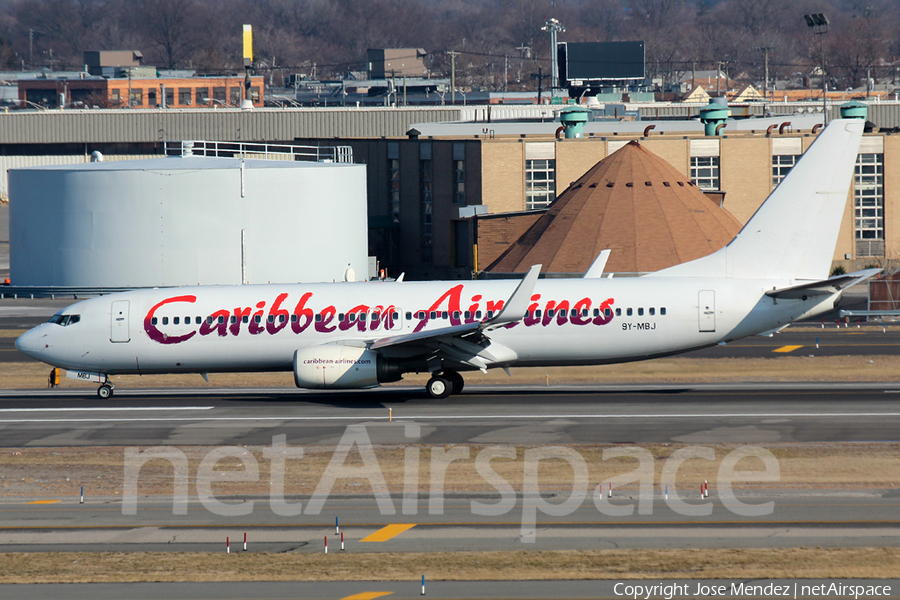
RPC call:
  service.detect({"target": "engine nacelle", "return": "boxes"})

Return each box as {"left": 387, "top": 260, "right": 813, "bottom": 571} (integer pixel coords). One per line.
{"left": 293, "top": 344, "right": 400, "bottom": 389}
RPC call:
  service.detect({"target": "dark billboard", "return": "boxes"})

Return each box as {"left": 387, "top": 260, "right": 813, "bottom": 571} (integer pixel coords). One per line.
{"left": 558, "top": 41, "right": 645, "bottom": 83}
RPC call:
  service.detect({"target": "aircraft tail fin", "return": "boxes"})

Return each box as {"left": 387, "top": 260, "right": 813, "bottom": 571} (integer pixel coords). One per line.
{"left": 651, "top": 118, "right": 864, "bottom": 281}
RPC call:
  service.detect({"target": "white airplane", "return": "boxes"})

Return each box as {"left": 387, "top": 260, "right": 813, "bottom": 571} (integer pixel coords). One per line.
{"left": 17, "top": 119, "right": 877, "bottom": 399}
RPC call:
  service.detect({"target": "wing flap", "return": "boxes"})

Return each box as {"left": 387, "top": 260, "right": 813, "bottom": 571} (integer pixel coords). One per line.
{"left": 765, "top": 268, "right": 881, "bottom": 300}
{"left": 370, "top": 264, "right": 542, "bottom": 352}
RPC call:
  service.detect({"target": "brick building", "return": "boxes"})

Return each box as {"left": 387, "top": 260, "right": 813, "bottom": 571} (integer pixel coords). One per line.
{"left": 19, "top": 75, "right": 264, "bottom": 109}
{"left": 297, "top": 120, "right": 894, "bottom": 280}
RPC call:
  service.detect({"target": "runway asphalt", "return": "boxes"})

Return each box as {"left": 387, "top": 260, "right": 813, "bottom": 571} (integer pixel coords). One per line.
{"left": 2, "top": 494, "right": 899, "bottom": 553}
{"left": 6, "top": 580, "right": 897, "bottom": 600}
{"left": 1, "top": 383, "right": 900, "bottom": 445}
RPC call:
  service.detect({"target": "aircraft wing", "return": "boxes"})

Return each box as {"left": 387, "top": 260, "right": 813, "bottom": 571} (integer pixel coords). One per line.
{"left": 765, "top": 268, "right": 881, "bottom": 300}
{"left": 369, "top": 265, "right": 542, "bottom": 370}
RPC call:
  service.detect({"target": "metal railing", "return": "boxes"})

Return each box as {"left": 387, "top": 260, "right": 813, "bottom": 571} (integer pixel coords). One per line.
{"left": 164, "top": 140, "right": 353, "bottom": 163}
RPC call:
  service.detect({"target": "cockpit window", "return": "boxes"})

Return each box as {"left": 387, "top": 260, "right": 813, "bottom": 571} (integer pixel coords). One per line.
{"left": 48, "top": 314, "right": 80, "bottom": 326}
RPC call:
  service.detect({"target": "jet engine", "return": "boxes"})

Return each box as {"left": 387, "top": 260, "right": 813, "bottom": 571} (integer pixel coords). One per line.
{"left": 293, "top": 344, "right": 401, "bottom": 389}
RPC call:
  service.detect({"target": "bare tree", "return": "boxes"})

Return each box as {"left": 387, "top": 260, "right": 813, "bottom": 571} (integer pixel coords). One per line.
{"left": 128, "top": 0, "right": 201, "bottom": 68}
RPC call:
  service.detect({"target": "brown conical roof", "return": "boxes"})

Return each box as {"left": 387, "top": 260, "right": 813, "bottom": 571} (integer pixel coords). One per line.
{"left": 485, "top": 140, "right": 742, "bottom": 274}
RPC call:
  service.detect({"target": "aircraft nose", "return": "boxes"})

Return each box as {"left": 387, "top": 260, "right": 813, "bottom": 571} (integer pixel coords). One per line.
{"left": 15, "top": 327, "right": 48, "bottom": 360}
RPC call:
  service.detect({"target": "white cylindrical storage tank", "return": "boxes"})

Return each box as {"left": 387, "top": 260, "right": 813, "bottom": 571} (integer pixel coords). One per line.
{"left": 9, "top": 157, "right": 367, "bottom": 287}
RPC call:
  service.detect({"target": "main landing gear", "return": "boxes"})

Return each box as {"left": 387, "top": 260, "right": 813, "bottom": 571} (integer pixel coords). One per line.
{"left": 97, "top": 383, "right": 115, "bottom": 399}
{"left": 425, "top": 370, "right": 465, "bottom": 399}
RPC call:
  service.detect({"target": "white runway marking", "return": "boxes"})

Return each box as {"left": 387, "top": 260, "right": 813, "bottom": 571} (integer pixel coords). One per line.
{"left": 0, "top": 406, "right": 214, "bottom": 413}
{"left": 1, "top": 412, "right": 899, "bottom": 424}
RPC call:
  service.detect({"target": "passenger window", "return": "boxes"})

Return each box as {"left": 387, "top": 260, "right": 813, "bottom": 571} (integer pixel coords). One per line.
{"left": 207, "top": 316, "right": 213, "bottom": 324}
{"left": 638, "top": 308, "right": 644, "bottom": 316}
{"left": 195, "top": 316, "right": 201, "bottom": 324}
{"left": 476, "top": 310, "right": 483, "bottom": 319}
{"left": 405, "top": 312, "right": 411, "bottom": 320}
{"left": 162, "top": 317, "right": 169, "bottom": 325}
{"left": 242, "top": 315, "right": 249, "bottom": 324}
{"left": 535, "top": 309, "right": 541, "bottom": 318}
{"left": 267, "top": 315, "right": 274, "bottom": 323}
{"left": 217, "top": 316, "right": 225, "bottom": 324}
{"left": 615, "top": 308, "right": 621, "bottom": 317}
{"left": 441, "top": 311, "right": 448, "bottom": 319}
{"left": 547, "top": 309, "right": 555, "bottom": 318}
{"left": 151, "top": 317, "right": 158, "bottom": 326}
{"left": 185, "top": 316, "right": 191, "bottom": 324}
{"left": 230, "top": 316, "right": 236, "bottom": 324}
{"left": 661, "top": 307, "right": 667, "bottom": 315}
{"left": 279, "top": 314, "right": 286, "bottom": 323}
{"left": 649, "top": 307, "right": 655, "bottom": 316}
{"left": 593, "top": 308, "right": 600, "bottom": 317}
{"left": 626, "top": 308, "right": 633, "bottom": 316}
{"left": 348, "top": 313, "right": 356, "bottom": 323}
{"left": 253, "top": 315, "right": 261, "bottom": 324}
{"left": 291, "top": 314, "right": 297, "bottom": 323}
{"left": 464, "top": 310, "right": 471, "bottom": 319}
{"left": 174, "top": 317, "right": 180, "bottom": 325}
{"left": 582, "top": 309, "right": 588, "bottom": 317}
{"left": 430, "top": 311, "right": 437, "bottom": 319}
{"left": 315, "top": 314, "right": 322, "bottom": 322}
{"left": 487, "top": 310, "right": 494, "bottom": 319}
{"left": 359, "top": 313, "right": 366, "bottom": 322}
{"left": 570, "top": 309, "right": 577, "bottom": 318}
{"left": 391, "top": 312, "right": 399, "bottom": 320}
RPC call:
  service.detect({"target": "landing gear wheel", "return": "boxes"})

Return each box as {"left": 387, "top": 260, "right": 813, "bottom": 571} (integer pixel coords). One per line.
{"left": 97, "top": 384, "right": 114, "bottom": 399}
{"left": 444, "top": 371, "right": 465, "bottom": 395}
{"left": 426, "top": 375, "right": 453, "bottom": 399}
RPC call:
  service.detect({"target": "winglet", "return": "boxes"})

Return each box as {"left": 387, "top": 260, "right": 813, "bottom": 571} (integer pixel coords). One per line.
{"left": 487, "top": 264, "right": 541, "bottom": 326}
{"left": 583, "top": 250, "right": 610, "bottom": 279}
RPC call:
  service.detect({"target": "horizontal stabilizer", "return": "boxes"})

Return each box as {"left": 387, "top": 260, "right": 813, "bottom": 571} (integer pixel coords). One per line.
{"left": 765, "top": 268, "right": 881, "bottom": 300}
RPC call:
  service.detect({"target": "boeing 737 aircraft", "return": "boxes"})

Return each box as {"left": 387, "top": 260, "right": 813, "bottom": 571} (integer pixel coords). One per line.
{"left": 17, "top": 119, "right": 876, "bottom": 399}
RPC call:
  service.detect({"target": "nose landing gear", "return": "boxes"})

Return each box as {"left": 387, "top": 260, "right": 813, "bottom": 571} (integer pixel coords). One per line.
{"left": 97, "top": 383, "right": 115, "bottom": 399}
{"left": 425, "top": 370, "right": 465, "bottom": 399}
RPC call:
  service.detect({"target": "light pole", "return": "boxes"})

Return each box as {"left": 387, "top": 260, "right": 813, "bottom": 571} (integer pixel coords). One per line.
{"left": 541, "top": 18, "right": 565, "bottom": 100}
{"left": 804, "top": 13, "right": 829, "bottom": 125}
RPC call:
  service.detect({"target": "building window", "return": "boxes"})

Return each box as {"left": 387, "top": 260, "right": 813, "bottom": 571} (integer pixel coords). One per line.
{"left": 250, "top": 87, "right": 260, "bottom": 102}
{"left": 195, "top": 87, "right": 209, "bottom": 106}
{"left": 772, "top": 154, "right": 798, "bottom": 188}
{"left": 690, "top": 156, "right": 720, "bottom": 191}
{"left": 164, "top": 87, "right": 174, "bottom": 107}
{"left": 110, "top": 89, "right": 121, "bottom": 106}
{"left": 178, "top": 88, "right": 191, "bottom": 106}
{"left": 129, "top": 88, "right": 143, "bottom": 106}
{"left": 855, "top": 152, "right": 885, "bottom": 257}
{"left": 525, "top": 159, "right": 556, "bottom": 210}
{"left": 453, "top": 142, "right": 466, "bottom": 205}
{"left": 230, "top": 87, "right": 242, "bottom": 106}
{"left": 213, "top": 87, "right": 226, "bottom": 105}
{"left": 147, "top": 89, "right": 157, "bottom": 106}
{"left": 420, "top": 143, "right": 433, "bottom": 263}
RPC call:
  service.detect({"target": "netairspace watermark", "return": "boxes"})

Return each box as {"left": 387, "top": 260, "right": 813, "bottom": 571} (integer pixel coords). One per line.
{"left": 122, "top": 425, "right": 780, "bottom": 543}
{"left": 613, "top": 581, "right": 894, "bottom": 600}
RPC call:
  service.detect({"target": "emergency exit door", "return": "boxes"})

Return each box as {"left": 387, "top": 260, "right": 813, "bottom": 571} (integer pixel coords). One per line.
{"left": 110, "top": 300, "right": 130, "bottom": 343}
{"left": 698, "top": 290, "right": 716, "bottom": 332}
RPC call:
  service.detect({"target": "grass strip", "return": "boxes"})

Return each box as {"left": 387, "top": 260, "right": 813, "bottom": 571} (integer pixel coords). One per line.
{"left": 5, "top": 355, "right": 900, "bottom": 390}
{"left": 0, "top": 548, "right": 897, "bottom": 583}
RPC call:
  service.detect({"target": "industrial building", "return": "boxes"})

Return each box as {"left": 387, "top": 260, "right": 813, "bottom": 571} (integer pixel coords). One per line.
{"left": 2, "top": 104, "right": 900, "bottom": 287}
{"left": 18, "top": 74, "right": 265, "bottom": 109}
{"left": 9, "top": 147, "right": 366, "bottom": 288}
